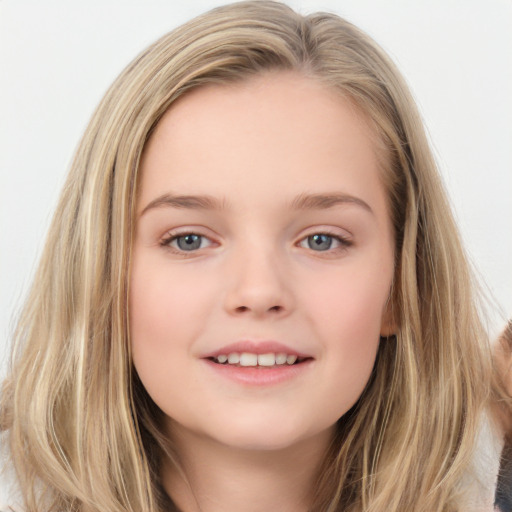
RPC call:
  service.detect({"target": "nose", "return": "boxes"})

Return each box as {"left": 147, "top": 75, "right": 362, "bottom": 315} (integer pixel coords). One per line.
{"left": 223, "top": 247, "right": 294, "bottom": 319}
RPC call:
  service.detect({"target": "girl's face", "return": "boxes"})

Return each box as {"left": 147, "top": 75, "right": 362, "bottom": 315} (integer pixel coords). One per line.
{"left": 130, "top": 72, "right": 395, "bottom": 452}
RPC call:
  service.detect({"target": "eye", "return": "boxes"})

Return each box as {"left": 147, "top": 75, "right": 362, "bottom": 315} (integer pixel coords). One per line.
{"left": 298, "top": 233, "right": 351, "bottom": 252}
{"left": 161, "top": 232, "right": 213, "bottom": 252}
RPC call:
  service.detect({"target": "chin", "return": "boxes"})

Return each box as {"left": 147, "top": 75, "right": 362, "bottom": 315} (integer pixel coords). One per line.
{"left": 204, "top": 414, "right": 329, "bottom": 453}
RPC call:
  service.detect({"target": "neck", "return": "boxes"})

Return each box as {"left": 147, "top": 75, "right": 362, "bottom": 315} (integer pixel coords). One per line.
{"left": 161, "top": 425, "right": 333, "bottom": 512}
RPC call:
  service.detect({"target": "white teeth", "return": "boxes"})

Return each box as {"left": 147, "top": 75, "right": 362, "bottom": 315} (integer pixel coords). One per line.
{"left": 227, "top": 353, "right": 240, "bottom": 364}
{"left": 239, "top": 353, "right": 258, "bottom": 366}
{"left": 215, "top": 352, "right": 303, "bottom": 366}
{"left": 275, "top": 353, "right": 287, "bottom": 365}
{"left": 258, "top": 353, "right": 276, "bottom": 366}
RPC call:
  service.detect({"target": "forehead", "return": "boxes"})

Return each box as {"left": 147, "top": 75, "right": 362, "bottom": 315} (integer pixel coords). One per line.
{"left": 137, "top": 71, "right": 387, "bottom": 213}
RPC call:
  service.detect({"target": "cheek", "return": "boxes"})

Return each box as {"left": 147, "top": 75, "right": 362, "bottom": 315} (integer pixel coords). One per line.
{"left": 301, "top": 261, "right": 390, "bottom": 402}
{"left": 129, "top": 258, "right": 212, "bottom": 382}
{"left": 319, "top": 287, "right": 382, "bottom": 376}
{"left": 130, "top": 273, "right": 183, "bottom": 350}
{"left": 304, "top": 262, "right": 389, "bottom": 342}
{"left": 130, "top": 256, "right": 213, "bottom": 338}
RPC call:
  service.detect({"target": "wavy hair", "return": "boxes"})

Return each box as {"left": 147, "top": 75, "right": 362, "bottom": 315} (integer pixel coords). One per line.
{"left": 1, "top": 2, "right": 492, "bottom": 511}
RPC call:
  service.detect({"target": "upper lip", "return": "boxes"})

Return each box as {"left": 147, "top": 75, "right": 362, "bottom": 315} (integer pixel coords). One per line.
{"left": 202, "top": 340, "right": 312, "bottom": 359}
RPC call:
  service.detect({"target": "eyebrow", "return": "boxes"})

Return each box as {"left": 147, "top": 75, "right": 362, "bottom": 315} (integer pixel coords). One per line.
{"left": 140, "top": 192, "right": 373, "bottom": 216}
{"left": 140, "top": 194, "right": 228, "bottom": 216}
{"left": 290, "top": 192, "right": 373, "bottom": 214}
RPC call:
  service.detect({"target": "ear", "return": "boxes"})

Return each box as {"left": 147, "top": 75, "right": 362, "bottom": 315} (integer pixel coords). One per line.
{"left": 380, "top": 299, "right": 397, "bottom": 338}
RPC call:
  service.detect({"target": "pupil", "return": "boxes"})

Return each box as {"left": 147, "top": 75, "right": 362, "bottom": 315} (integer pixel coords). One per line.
{"left": 309, "top": 234, "right": 332, "bottom": 251}
{"left": 177, "top": 234, "right": 201, "bottom": 251}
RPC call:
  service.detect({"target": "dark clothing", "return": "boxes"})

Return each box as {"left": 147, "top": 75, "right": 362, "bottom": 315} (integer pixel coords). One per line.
{"left": 496, "top": 443, "right": 512, "bottom": 511}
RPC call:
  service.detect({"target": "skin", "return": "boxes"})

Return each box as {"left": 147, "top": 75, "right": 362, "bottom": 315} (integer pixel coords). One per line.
{"left": 130, "top": 71, "right": 396, "bottom": 512}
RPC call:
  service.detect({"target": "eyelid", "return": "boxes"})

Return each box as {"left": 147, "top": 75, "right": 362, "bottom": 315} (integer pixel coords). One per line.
{"left": 157, "top": 225, "right": 353, "bottom": 256}
{"left": 295, "top": 227, "right": 353, "bottom": 253}
{"left": 297, "top": 226, "right": 353, "bottom": 241}
{"left": 159, "top": 227, "right": 218, "bottom": 255}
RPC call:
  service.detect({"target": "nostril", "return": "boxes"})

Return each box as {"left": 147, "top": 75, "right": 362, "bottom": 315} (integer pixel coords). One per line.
{"left": 233, "top": 305, "right": 283, "bottom": 314}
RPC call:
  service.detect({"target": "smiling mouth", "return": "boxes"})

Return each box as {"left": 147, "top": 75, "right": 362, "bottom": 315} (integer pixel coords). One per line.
{"left": 207, "top": 352, "right": 311, "bottom": 367}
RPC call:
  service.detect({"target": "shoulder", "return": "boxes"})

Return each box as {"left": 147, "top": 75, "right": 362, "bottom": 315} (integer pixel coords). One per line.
{"left": 459, "top": 411, "right": 503, "bottom": 511}
{"left": 0, "top": 461, "right": 23, "bottom": 512}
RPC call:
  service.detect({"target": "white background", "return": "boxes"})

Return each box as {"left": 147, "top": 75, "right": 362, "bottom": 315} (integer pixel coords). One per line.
{"left": 0, "top": 1, "right": 511, "bottom": 497}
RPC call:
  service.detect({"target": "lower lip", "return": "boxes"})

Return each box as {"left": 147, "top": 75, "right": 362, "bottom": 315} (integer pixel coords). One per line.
{"left": 203, "top": 359, "right": 313, "bottom": 386}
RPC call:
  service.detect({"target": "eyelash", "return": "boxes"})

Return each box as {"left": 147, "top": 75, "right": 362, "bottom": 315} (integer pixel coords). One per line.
{"left": 160, "top": 231, "right": 215, "bottom": 256}
{"left": 297, "top": 230, "right": 353, "bottom": 254}
{"left": 159, "top": 229, "right": 353, "bottom": 256}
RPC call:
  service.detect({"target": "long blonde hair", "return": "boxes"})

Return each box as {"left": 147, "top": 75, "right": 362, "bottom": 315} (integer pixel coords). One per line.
{"left": 1, "top": 2, "right": 492, "bottom": 511}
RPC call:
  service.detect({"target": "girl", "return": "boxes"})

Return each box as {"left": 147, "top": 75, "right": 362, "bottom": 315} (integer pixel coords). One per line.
{"left": 0, "top": 1, "right": 496, "bottom": 510}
